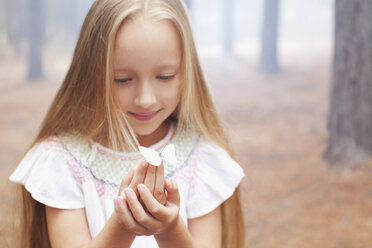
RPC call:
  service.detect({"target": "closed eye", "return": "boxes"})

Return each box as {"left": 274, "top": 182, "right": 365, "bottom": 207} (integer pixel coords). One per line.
{"left": 157, "top": 75, "right": 175, "bottom": 80}
{"left": 114, "top": 78, "right": 132, "bottom": 83}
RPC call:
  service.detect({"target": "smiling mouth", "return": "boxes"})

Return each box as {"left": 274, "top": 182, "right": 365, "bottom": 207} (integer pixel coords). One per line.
{"left": 129, "top": 110, "right": 160, "bottom": 121}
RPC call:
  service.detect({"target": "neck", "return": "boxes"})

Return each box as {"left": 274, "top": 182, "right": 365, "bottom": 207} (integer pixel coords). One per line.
{"left": 137, "top": 121, "right": 170, "bottom": 147}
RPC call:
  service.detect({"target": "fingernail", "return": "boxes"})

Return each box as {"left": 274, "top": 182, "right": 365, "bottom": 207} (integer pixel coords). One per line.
{"left": 137, "top": 184, "right": 147, "bottom": 193}
{"left": 125, "top": 188, "right": 135, "bottom": 198}
{"left": 114, "top": 197, "right": 125, "bottom": 208}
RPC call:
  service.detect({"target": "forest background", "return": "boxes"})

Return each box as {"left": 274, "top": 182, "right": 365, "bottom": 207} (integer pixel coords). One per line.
{"left": 0, "top": 0, "right": 371, "bottom": 247}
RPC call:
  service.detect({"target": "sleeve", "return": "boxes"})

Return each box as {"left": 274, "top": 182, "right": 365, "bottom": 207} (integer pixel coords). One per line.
{"left": 9, "top": 141, "right": 85, "bottom": 209}
{"left": 186, "top": 139, "right": 245, "bottom": 219}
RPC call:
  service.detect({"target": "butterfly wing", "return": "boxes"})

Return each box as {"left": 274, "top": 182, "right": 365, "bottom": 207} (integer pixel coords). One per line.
{"left": 138, "top": 146, "right": 162, "bottom": 166}
{"left": 160, "top": 144, "right": 177, "bottom": 164}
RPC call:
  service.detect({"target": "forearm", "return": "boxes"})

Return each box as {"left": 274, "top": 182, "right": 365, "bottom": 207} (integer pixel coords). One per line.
{"left": 83, "top": 213, "right": 136, "bottom": 248}
{"left": 154, "top": 216, "right": 202, "bottom": 248}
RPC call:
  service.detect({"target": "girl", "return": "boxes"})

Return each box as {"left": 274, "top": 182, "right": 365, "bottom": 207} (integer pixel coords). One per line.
{"left": 9, "top": 0, "right": 245, "bottom": 247}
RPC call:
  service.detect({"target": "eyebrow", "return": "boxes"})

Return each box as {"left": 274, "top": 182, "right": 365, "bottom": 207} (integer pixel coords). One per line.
{"left": 114, "top": 61, "right": 181, "bottom": 72}
{"left": 156, "top": 62, "right": 180, "bottom": 70}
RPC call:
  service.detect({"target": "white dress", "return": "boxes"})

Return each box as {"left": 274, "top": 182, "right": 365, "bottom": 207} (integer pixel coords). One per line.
{"left": 9, "top": 124, "right": 244, "bottom": 247}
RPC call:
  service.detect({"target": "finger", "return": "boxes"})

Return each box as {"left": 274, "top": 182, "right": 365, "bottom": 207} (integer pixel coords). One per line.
{"left": 154, "top": 162, "right": 166, "bottom": 204}
{"left": 129, "top": 161, "right": 148, "bottom": 196}
{"left": 119, "top": 167, "right": 135, "bottom": 196}
{"left": 137, "top": 184, "right": 168, "bottom": 221}
{"left": 164, "top": 179, "right": 180, "bottom": 206}
{"left": 124, "top": 187, "right": 162, "bottom": 230}
{"left": 143, "top": 164, "right": 156, "bottom": 194}
{"left": 114, "top": 196, "right": 151, "bottom": 235}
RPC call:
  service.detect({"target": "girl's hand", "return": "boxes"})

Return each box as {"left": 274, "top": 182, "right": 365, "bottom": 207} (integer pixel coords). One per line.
{"left": 118, "top": 161, "right": 147, "bottom": 197}
{"left": 114, "top": 179, "right": 180, "bottom": 236}
{"left": 142, "top": 161, "right": 166, "bottom": 205}
{"left": 118, "top": 161, "right": 166, "bottom": 205}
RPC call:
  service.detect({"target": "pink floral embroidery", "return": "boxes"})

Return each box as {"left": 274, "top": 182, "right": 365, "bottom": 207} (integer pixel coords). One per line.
{"left": 168, "top": 136, "right": 206, "bottom": 184}
{"left": 42, "top": 137, "right": 118, "bottom": 198}
{"left": 40, "top": 130, "right": 201, "bottom": 198}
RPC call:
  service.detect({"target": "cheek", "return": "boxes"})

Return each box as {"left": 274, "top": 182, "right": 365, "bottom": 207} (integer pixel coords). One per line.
{"left": 114, "top": 86, "right": 131, "bottom": 109}
{"left": 161, "top": 84, "right": 181, "bottom": 107}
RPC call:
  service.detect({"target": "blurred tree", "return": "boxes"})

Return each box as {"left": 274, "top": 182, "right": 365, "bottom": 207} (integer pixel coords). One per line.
{"left": 325, "top": 0, "right": 372, "bottom": 167}
{"left": 222, "top": 0, "right": 234, "bottom": 55}
{"left": 6, "top": 0, "right": 27, "bottom": 56}
{"left": 259, "top": 0, "right": 280, "bottom": 74}
{"left": 63, "top": 0, "right": 79, "bottom": 37}
{"left": 27, "top": 0, "right": 45, "bottom": 80}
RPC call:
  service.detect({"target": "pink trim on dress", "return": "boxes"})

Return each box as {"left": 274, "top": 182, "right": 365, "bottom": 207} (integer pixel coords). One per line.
{"left": 42, "top": 137, "right": 118, "bottom": 198}
{"left": 40, "top": 126, "right": 199, "bottom": 198}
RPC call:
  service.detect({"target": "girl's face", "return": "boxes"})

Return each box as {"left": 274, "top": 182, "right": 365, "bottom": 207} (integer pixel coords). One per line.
{"left": 113, "top": 16, "right": 182, "bottom": 146}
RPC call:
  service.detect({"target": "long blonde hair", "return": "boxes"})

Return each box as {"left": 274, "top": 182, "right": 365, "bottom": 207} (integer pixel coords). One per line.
{"left": 17, "top": 0, "right": 245, "bottom": 247}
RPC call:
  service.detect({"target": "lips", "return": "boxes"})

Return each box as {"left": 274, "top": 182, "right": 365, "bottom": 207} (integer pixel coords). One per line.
{"left": 129, "top": 110, "right": 160, "bottom": 121}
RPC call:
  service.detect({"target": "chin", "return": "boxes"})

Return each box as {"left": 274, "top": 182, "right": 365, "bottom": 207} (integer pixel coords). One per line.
{"left": 130, "top": 118, "right": 169, "bottom": 140}
{"left": 133, "top": 126, "right": 158, "bottom": 137}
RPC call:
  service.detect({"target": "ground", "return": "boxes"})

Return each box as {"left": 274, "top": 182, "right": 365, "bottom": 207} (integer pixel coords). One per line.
{"left": 0, "top": 51, "right": 371, "bottom": 247}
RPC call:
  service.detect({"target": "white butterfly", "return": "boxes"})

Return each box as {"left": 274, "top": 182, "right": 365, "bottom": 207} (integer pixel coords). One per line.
{"left": 138, "top": 144, "right": 177, "bottom": 166}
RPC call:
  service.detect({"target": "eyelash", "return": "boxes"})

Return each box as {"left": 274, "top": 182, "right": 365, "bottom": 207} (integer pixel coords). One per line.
{"left": 157, "top": 75, "right": 175, "bottom": 80}
{"left": 114, "top": 75, "right": 175, "bottom": 83}
{"left": 114, "top": 78, "right": 132, "bottom": 83}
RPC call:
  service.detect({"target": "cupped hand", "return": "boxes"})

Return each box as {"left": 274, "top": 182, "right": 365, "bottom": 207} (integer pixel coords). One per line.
{"left": 114, "top": 179, "right": 180, "bottom": 236}
{"left": 118, "top": 161, "right": 146, "bottom": 197}
{"left": 118, "top": 161, "right": 166, "bottom": 205}
{"left": 142, "top": 161, "right": 166, "bottom": 205}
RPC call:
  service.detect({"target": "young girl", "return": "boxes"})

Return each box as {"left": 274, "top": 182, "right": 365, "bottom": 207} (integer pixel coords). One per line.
{"left": 9, "top": 0, "right": 245, "bottom": 247}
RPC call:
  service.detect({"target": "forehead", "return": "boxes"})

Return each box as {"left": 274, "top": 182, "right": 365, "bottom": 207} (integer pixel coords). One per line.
{"left": 113, "top": 16, "right": 182, "bottom": 70}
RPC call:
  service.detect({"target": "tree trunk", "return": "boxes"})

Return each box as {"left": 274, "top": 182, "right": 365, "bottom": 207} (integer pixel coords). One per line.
{"left": 222, "top": 0, "right": 234, "bottom": 55}
{"left": 325, "top": 0, "right": 372, "bottom": 167}
{"left": 6, "top": 0, "right": 26, "bottom": 56}
{"left": 259, "top": 0, "right": 280, "bottom": 74}
{"left": 27, "top": 0, "right": 45, "bottom": 80}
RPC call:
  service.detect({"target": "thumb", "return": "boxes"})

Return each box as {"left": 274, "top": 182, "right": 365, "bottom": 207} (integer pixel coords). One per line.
{"left": 164, "top": 179, "right": 180, "bottom": 205}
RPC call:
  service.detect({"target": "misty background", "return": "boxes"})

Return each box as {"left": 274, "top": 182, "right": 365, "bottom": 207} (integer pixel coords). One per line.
{"left": 1, "top": 1, "right": 371, "bottom": 248}
{"left": 0, "top": 0, "right": 333, "bottom": 82}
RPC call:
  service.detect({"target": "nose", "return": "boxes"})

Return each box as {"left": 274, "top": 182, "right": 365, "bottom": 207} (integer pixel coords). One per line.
{"left": 134, "top": 80, "right": 156, "bottom": 108}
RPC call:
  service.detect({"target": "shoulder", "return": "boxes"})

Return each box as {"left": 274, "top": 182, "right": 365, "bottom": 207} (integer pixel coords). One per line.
{"left": 9, "top": 135, "right": 76, "bottom": 184}
{"left": 17, "top": 134, "right": 86, "bottom": 166}
{"left": 193, "top": 136, "right": 244, "bottom": 176}
{"left": 9, "top": 135, "right": 85, "bottom": 208}
{"left": 185, "top": 135, "right": 245, "bottom": 218}
{"left": 171, "top": 127, "right": 243, "bottom": 176}
{"left": 195, "top": 136, "right": 227, "bottom": 154}
{"left": 14, "top": 135, "right": 70, "bottom": 169}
